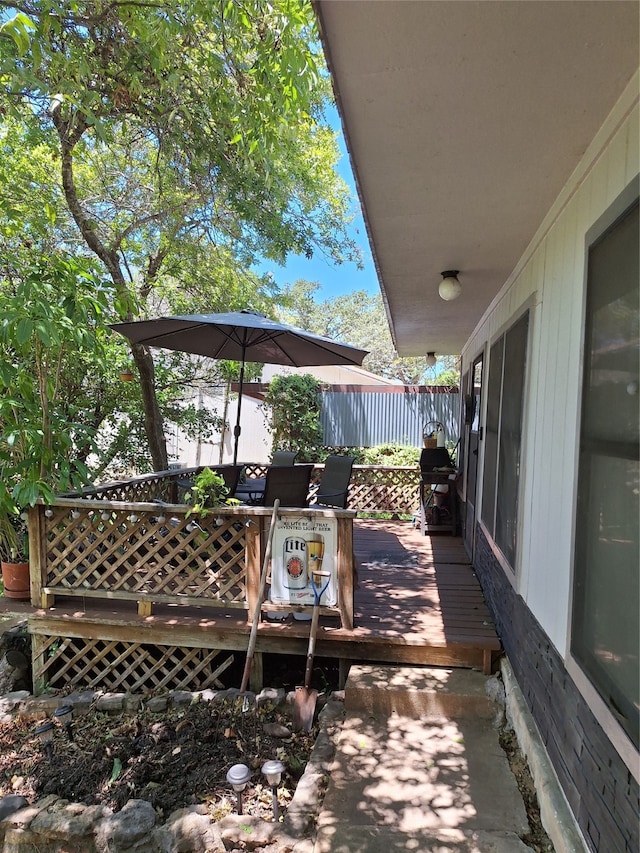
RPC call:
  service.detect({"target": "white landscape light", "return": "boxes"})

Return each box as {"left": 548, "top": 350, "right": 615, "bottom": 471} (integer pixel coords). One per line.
{"left": 54, "top": 704, "right": 74, "bottom": 741}
{"left": 226, "top": 763, "right": 251, "bottom": 814}
{"left": 34, "top": 721, "right": 54, "bottom": 761}
{"left": 439, "top": 270, "right": 461, "bottom": 301}
{"left": 262, "top": 759, "right": 285, "bottom": 821}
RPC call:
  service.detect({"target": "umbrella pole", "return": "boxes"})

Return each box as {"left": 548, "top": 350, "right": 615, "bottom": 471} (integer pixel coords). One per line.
{"left": 233, "top": 355, "right": 246, "bottom": 466}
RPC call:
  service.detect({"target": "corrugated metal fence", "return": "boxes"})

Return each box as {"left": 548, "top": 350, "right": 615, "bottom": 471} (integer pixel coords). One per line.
{"left": 321, "top": 387, "right": 460, "bottom": 447}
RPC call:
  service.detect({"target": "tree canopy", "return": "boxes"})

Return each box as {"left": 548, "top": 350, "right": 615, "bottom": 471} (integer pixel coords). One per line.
{"left": 278, "top": 281, "right": 459, "bottom": 385}
{"left": 0, "top": 0, "right": 361, "bottom": 471}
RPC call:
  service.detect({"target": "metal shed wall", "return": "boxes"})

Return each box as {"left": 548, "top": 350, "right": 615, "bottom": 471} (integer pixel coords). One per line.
{"left": 320, "top": 389, "right": 460, "bottom": 448}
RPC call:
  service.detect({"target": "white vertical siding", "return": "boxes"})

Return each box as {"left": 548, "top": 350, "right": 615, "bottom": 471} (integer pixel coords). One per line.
{"left": 462, "top": 79, "right": 639, "bottom": 655}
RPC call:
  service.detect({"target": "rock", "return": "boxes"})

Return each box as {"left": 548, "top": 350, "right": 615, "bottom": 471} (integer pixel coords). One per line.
{"left": 96, "top": 693, "right": 125, "bottom": 713}
{"left": 146, "top": 695, "right": 168, "bottom": 713}
{"left": 256, "top": 687, "right": 285, "bottom": 707}
{"left": 307, "top": 729, "right": 335, "bottom": 769}
{"left": 162, "top": 805, "right": 224, "bottom": 852}
{"left": 485, "top": 674, "right": 506, "bottom": 705}
{"left": 0, "top": 794, "right": 61, "bottom": 830}
{"left": 0, "top": 690, "right": 30, "bottom": 704}
{"left": 317, "top": 698, "right": 345, "bottom": 724}
{"left": 0, "top": 795, "right": 28, "bottom": 821}
{"left": 283, "top": 769, "right": 326, "bottom": 837}
{"left": 94, "top": 799, "right": 157, "bottom": 851}
{"left": 263, "top": 721, "right": 292, "bottom": 739}
{"left": 61, "top": 690, "right": 96, "bottom": 715}
{"left": 218, "top": 814, "right": 281, "bottom": 850}
{"left": 31, "top": 801, "right": 111, "bottom": 840}
{"left": 124, "top": 694, "right": 144, "bottom": 713}
{"left": 198, "top": 689, "right": 219, "bottom": 703}
{"left": 170, "top": 691, "right": 193, "bottom": 708}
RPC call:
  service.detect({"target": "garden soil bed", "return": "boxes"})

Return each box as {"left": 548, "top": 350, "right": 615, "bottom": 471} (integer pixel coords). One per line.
{"left": 0, "top": 697, "right": 318, "bottom": 822}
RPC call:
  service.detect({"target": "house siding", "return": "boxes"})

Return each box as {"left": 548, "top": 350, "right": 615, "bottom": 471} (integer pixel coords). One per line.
{"left": 460, "top": 73, "right": 639, "bottom": 849}
{"left": 475, "top": 527, "right": 639, "bottom": 853}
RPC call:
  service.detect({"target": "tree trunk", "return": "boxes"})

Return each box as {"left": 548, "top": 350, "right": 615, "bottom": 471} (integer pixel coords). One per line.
{"left": 57, "top": 116, "right": 168, "bottom": 473}
{"left": 132, "top": 342, "right": 168, "bottom": 472}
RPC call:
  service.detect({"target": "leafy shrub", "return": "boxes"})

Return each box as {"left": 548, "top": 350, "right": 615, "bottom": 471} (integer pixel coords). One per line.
{"left": 263, "top": 374, "right": 324, "bottom": 462}
{"left": 359, "top": 443, "right": 420, "bottom": 467}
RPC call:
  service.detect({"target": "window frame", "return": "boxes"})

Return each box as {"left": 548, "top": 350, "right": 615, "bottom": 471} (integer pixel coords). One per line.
{"left": 569, "top": 193, "right": 639, "bottom": 752}
{"left": 479, "top": 308, "right": 530, "bottom": 574}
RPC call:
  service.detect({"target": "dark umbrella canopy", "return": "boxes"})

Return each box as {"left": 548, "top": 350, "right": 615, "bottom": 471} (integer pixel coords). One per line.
{"left": 110, "top": 310, "right": 368, "bottom": 464}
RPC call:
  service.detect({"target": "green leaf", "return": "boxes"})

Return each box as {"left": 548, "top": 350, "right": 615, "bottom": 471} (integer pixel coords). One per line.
{"left": 16, "top": 318, "right": 33, "bottom": 346}
{"left": 1, "top": 13, "right": 36, "bottom": 57}
{"left": 109, "top": 757, "right": 123, "bottom": 785}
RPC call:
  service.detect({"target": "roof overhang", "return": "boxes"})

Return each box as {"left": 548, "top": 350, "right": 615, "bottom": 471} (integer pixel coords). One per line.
{"left": 315, "top": 0, "right": 639, "bottom": 356}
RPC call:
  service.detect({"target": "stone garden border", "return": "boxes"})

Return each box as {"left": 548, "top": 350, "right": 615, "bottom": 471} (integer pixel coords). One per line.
{"left": 0, "top": 686, "right": 346, "bottom": 853}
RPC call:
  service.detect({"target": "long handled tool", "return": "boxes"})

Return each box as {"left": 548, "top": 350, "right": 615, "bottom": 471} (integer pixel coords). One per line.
{"left": 292, "top": 569, "right": 331, "bottom": 732}
{"left": 240, "top": 500, "right": 279, "bottom": 693}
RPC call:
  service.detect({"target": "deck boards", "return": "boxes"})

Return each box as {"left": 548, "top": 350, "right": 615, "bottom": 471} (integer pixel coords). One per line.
{"left": 2, "top": 519, "right": 502, "bottom": 678}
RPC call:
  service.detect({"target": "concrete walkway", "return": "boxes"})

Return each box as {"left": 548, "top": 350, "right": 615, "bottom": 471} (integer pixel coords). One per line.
{"left": 314, "top": 665, "right": 535, "bottom": 853}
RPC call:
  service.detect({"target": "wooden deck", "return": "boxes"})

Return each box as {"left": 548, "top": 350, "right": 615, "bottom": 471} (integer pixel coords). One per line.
{"left": 1, "top": 519, "right": 502, "bottom": 692}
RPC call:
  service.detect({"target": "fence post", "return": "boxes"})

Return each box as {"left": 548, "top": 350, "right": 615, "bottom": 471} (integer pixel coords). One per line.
{"left": 337, "top": 515, "right": 354, "bottom": 630}
{"left": 28, "top": 505, "right": 50, "bottom": 608}
{"left": 244, "top": 512, "right": 261, "bottom": 623}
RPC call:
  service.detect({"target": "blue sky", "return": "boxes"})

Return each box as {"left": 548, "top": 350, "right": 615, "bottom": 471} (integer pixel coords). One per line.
{"left": 253, "top": 108, "right": 380, "bottom": 301}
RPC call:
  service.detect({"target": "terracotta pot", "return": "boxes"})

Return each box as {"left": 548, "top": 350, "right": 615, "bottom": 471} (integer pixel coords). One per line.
{"left": 1, "top": 560, "right": 30, "bottom": 600}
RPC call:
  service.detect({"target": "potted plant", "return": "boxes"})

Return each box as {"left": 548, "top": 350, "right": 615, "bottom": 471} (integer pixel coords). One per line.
{"left": 0, "top": 497, "right": 30, "bottom": 600}
{"left": 185, "top": 467, "right": 239, "bottom": 520}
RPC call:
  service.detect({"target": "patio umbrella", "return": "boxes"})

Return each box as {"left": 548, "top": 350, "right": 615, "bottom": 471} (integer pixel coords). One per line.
{"left": 110, "top": 309, "right": 368, "bottom": 464}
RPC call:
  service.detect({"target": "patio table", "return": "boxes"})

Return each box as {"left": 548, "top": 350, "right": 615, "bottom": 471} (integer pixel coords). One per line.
{"left": 234, "top": 477, "right": 266, "bottom": 504}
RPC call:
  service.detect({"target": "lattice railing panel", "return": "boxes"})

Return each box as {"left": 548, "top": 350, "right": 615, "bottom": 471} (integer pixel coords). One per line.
{"left": 60, "top": 464, "right": 421, "bottom": 515}
{"left": 33, "top": 634, "right": 235, "bottom": 693}
{"left": 70, "top": 466, "right": 270, "bottom": 504}
{"left": 348, "top": 466, "right": 420, "bottom": 515}
{"left": 44, "top": 505, "right": 248, "bottom": 606}
{"left": 66, "top": 472, "right": 182, "bottom": 503}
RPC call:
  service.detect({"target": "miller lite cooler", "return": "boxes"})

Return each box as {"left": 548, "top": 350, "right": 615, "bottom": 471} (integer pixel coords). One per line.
{"left": 283, "top": 536, "right": 308, "bottom": 589}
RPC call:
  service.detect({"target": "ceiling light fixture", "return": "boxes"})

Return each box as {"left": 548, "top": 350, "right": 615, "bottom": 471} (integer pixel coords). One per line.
{"left": 425, "top": 352, "right": 437, "bottom": 368}
{"left": 439, "top": 270, "right": 461, "bottom": 301}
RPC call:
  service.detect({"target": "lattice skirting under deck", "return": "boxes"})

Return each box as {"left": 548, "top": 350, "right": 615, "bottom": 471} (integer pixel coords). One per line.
{"left": 31, "top": 634, "right": 235, "bottom": 694}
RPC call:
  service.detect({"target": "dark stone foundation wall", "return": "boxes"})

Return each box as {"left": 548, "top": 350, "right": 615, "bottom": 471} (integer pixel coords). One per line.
{"left": 474, "top": 526, "right": 639, "bottom": 853}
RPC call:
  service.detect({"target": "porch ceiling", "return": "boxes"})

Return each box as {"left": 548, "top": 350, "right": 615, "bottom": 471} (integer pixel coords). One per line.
{"left": 315, "top": 1, "right": 639, "bottom": 356}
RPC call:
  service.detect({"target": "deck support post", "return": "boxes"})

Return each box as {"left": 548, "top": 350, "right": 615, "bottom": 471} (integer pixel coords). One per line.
{"left": 31, "top": 633, "right": 47, "bottom": 696}
{"left": 138, "top": 600, "right": 153, "bottom": 617}
{"left": 339, "top": 658, "right": 351, "bottom": 690}
{"left": 483, "top": 649, "right": 493, "bottom": 675}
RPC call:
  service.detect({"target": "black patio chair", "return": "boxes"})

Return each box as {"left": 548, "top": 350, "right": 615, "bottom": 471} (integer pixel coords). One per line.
{"left": 260, "top": 464, "right": 314, "bottom": 508}
{"left": 309, "top": 454, "right": 354, "bottom": 509}
{"left": 270, "top": 450, "right": 298, "bottom": 466}
{"left": 234, "top": 451, "right": 297, "bottom": 503}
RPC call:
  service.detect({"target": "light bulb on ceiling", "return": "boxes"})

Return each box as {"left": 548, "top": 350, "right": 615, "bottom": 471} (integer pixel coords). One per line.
{"left": 425, "top": 352, "right": 437, "bottom": 367}
{"left": 439, "top": 270, "right": 461, "bottom": 301}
